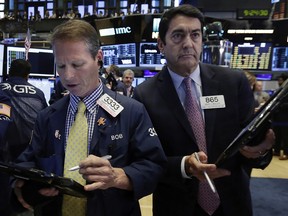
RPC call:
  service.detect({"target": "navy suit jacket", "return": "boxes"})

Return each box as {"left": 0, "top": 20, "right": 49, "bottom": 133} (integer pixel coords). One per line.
{"left": 0, "top": 91, "right": 12, "bottom": 216}
{"left": 0, "top": 91, "right": 11, "bottom": 152}
{"left": 13, "top": 86, "right": 167, "bottom": 216}
{"left": 133, "top": 64, "right": 272, "bottom": 216}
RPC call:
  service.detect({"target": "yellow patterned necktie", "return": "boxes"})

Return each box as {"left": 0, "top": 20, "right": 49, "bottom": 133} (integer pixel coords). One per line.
{"left": 62, "top": 101, "right": 88, "bottom": 216}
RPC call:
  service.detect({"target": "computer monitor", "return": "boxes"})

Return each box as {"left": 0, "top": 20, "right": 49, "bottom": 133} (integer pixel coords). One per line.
{"left": 0, "top": 44, "right": 5, "bottom": 76}
{"left": 101, "top": 43, "right": 136, "bottom": 68}
{"left": 271, "top": 47, "right": 288, "bottom": 71}
{"left": 28, "top": 77, "right": 54, "bottom": 104}
{"left": 139, "top": 42, "right": 166, "bottom": 69}
{"left": 230, "top": 42, "right": 272, "bottom": 70}
{"left": 6, "top": 46, "right": 55, "bottom": 77}
{"left": 202, "top": 40, "right": 233, "bottom": 67}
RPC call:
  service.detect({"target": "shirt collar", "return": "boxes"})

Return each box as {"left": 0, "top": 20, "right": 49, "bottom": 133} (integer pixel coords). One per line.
{"left": 168, "top": 65, "right": 201, "bottom": 89}
{"left": 69, "top": 79, "right": 103, "bottom": 114}
{"left": 190, "top": 65, "right": 201, "bottom": 87}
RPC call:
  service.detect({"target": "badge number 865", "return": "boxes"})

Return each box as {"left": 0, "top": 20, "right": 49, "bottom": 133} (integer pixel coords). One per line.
{"left": 205, "top": 96, "right": 219, "bottom": 103}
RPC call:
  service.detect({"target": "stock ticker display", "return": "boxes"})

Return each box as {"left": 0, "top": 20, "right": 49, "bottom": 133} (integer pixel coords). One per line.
{"left": 271, "top": 47, "right": 288, "bottom": 71}
{"left": 7, "top": 47, "right": 26, "bottom": 63}
{"left": 101, "top": 43, "right": 136, "bottom": 68}
{"left": 139, "top": 42, "right": 165, "bottom": 68}
{"left": 230, "top": 42, "right": 272, "bottom": 70}
{"left": 6, "top": 46, "right": 55, "bottom": 77}
{"left": 0, "top": 44, "right": 5, "bottom": 76}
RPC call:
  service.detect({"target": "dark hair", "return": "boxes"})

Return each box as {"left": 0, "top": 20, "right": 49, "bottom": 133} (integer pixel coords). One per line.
{"left": 278, "top": 73, "right": 288, "bottom": 81}
{"left": 158, "top": 4, "right": 205, "bottom": 44}
{"left": 9, "top": 59, "right": 31, "bottom": 78}
{"left": 109, "top": 64, "right": 121, "bottom": 77}
{"left": 98, "top": 59, "right": 103, "bottom": 68}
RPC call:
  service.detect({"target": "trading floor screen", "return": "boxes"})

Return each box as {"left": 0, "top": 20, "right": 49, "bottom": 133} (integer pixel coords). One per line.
{"left": 139, "top": 42, "right": 165, "bottom": 68}
{"left": 230, "top": 42, "right": 272, "bottom": 70}
{"left": 271, "top": 47, "right": 288, "bottom": 71}
{"left": 101, "top": 43, "right": 136, "bottom": 68}
{"left": 6, "top": 46, "right": 55, "bottom": 77}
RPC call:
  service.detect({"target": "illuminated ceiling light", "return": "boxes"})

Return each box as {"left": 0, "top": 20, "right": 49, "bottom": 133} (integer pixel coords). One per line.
{"left": 256, "top": 29, "right": 274, "bottom": 34}
{"left": 244, "top": 37, "right": 253, "bottom": 41}
{"left": 227, "top": 29, "right": 274, "bottom": 34}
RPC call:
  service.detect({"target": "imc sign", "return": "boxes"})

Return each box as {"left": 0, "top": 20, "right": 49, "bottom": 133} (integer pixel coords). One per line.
{"left": 95, "top": 15, "right": 142, "bottom": 44}
{"left": 95, "top": 14, "right": 161, "bottom": 45}
{"left": 99, "top": 27, "right": 132, "bottom": 36}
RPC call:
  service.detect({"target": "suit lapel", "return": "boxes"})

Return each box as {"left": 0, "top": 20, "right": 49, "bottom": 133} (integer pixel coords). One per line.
{"left": 89, "top": 108, "right": 111, "bottom": 153}
{"left": 49, "top": 97, "right": 69, "bottom": 155}
{"left": 89, "top": 88, "right": 116, "bottom": 153}
{"left": 157, "top": 67, "right": 196, "bottom": 142}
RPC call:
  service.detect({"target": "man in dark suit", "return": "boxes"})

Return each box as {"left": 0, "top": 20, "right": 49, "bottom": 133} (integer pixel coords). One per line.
{"left": 11, "top": 19, "right": 167, "bottom": 216}
{"left": 133, "top": 4, "right": 274, "bottom": 216}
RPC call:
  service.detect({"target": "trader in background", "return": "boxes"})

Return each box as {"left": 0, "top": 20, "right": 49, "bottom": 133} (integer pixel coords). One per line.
{"left": 273, "top": 73, "right": 288, "bottom": 160}
{"left": 122, "top": 69, "right": 135, "bottom": 97}
{"left": 0, "top": 59, "right": 48, "bottom": 162}
{"left": 104, "top": 64, "right": 126, "bottom": 94}
{"left": 0, "top": 90, "right": 12, "bottom": 216}
{"left": 133, "top": 4, "right": 274, "bottom": 216}
{"left": 253, "top": 80, "right": 270, "bottom": 107}
{"left": 49, "top": 77, "right": 69, "bottom": 105}
{"left": 0, "top": 59, "right": 47, "bottom": 216}
{"left": 0, "top": 90, "right": 11, "bottom": 153}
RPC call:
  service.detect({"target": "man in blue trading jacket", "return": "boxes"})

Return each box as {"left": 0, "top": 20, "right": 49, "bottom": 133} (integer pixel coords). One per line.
{"left": 11, "top": 19, "right": 167, "bottom": 216}
{"left": 0, "top": 59, "right": 48, "bottom": 162}
{"left": 0, "top": 90, "right": 11, "bottom": 155}
{"left": 0, "top": 90, "right": 12, "bottom": 216}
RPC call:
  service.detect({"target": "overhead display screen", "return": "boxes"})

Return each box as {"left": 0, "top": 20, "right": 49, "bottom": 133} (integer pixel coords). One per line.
{"left": 0, "top": 44, "right": 4, "bottom": 76}
{"left": 95, "top": 15, "right": 142, "bottom": 45}
{"left": 101, "top": 43, "right": 136, "bottom": 68}
{"left": 6, "top": 46, "right": 55, "bottom": 77}
{"left": 202, "top": 40, "right": 233, "bottom": 67}
{"left": 230, "top": 42, "right": 272, "bottom": 70}
{"left": 95, "top": 14, "right": 161, "bottom": 45}
{"left": 271, "top": 47, "right": 288, "bottom": 71}
{"left": 139, "top": 42, "right": 165, "bottom": 68}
